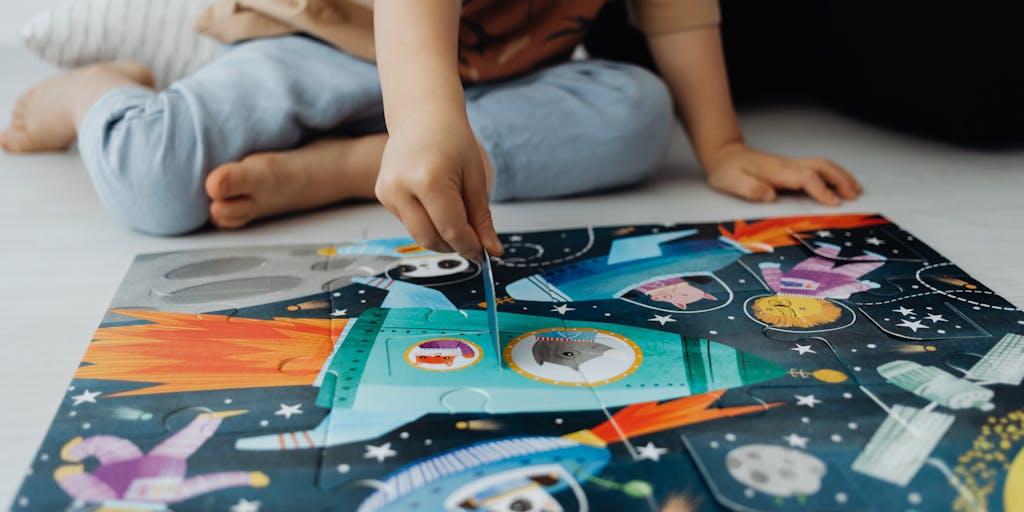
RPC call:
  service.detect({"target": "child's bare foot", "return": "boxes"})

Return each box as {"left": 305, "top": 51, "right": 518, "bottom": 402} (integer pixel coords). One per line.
{"left": 205, "top": 135, "right": 386, "bottom": 229}
{"left": 1, "top": 61, "right": 154, "bottom": 153}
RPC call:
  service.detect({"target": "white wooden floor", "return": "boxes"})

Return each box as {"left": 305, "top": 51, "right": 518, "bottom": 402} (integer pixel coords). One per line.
{"left": 2, "top": 45, "right": 1023, "bottom": 507}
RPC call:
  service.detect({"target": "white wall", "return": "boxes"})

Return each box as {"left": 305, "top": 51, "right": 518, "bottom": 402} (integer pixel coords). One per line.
{"left": 0, "top": 0, "right": 65, "bottom": 45}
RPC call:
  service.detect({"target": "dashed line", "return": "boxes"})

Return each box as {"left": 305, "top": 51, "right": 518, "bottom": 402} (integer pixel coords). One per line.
{"left": 496, "top": 226, "right": 595, "bottom": 268}
{"left": 915, "top": 262, "right": 1018, "bottom": 312}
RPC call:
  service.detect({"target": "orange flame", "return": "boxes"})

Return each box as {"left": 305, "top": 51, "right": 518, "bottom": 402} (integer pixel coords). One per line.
{"left": 718, "top": 214, "right": 888, "bottom": 252}
{"left": 589, "top": 390, "right": 782, "bottom": 444}
{"left": 76, "top": 310, "right": 344, "bottom": 397}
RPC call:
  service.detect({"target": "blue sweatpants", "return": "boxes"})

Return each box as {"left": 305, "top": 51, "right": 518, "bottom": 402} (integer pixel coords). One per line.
{"left": 78, "top": 36, "right": 674, "bottom": 235}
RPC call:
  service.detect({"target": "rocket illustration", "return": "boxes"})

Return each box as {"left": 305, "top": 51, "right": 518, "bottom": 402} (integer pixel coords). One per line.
{"left": 235, "top": 274, "right": 786, "bottom": 450}
{"left": 355, "top": 390, "right": 777, "bottom": 511}
{"left": 504, "top": 230, "right": 748, "bottom": 304}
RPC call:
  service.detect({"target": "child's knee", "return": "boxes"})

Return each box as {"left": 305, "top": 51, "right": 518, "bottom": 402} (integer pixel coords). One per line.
{"left": 605, "top": 64, "right": 675, "bottom": 166}
{"left": 80, "top": 95, "right": 210, "bottom": 236}
{"left": 578, "top": 62, "right": 674, "bottom": 182}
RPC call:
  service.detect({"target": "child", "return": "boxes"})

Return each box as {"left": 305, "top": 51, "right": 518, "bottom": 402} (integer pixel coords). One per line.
{"left": 1, "top": 0, "right": 861, "bottom": 262}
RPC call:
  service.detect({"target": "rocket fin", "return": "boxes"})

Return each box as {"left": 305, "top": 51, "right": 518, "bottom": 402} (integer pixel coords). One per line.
{"left": 606, "top": 229, "right": 697, "bottom": 265}
{"left": 351, "top": 276, "right": 458, "bottom": 311}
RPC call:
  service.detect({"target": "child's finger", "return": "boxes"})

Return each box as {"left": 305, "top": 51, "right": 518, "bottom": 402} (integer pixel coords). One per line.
{"left": 393, "top": 195, "right": 455, "bottom": 255}
{"left": 800, "top": 171, "right": 841, "bottom": 206}
{"left": 462, "top": 164, "right": 503, "bottom": 257}
{"left": 712, "top": 170, "right": 776, "bottom": 202}
{"left": 419, "top": 187, "right": 484, "bottom": 262}
{"left": 801, "top": 158, "right": 860, "bottom": 198}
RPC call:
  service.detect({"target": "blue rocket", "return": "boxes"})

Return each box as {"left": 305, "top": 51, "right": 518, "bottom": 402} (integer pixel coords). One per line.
{"left": 505, "top": 230, "right": 749, "bottom": 302}
{"left": 235, "top": 269, "right": 784, "bottom": 451}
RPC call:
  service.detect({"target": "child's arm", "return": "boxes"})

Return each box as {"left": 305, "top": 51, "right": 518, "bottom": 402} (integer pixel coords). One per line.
{"left": 373, "top": 0, "right": 503, "bottom": 261}
{"left": 647, "top": 26, "right": 862, "bottom": 205}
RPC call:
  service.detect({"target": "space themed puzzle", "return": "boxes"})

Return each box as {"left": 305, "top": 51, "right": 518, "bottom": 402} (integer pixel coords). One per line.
{"left": 10, "top": 213, "right": 1024, "bottom": 512}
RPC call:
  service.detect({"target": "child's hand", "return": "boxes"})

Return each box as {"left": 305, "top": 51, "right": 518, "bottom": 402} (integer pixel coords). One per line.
{"left": 375, "top": 109, "right": 503, "bottom": 262}
{"left": 704, "top": 142, "right": 861, "bottom": 206}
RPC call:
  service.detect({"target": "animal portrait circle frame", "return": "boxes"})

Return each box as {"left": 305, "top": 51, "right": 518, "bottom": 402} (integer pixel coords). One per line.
{"left": 404, "top": 338, "right": 484, "bottom": 372}
{"left": 503, "top": 328, "right": 643, "bottom": 387}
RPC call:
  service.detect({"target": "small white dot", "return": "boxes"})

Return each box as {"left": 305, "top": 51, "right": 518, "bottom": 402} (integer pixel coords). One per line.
{"left": 82, "top": 423, "right": 91, "bottom": 430}
{"left": 1018, "top": 320, "right": 1024, "bottom": 325}
{"left": 844, "top": 242, "right": 853, "bottom": 247}
{"left": 337, "top": 464, "right": 351, "bottom": 473}
{"left": 67, "top": 386, "right": 75, "bottom": 391}
{"left": 912, "top": 285, "right": 919, "bottom": 289}
{"left": 867, "top": 344, "right": 877, "bottom": 349}
{"left": 260, "top": 420, "right": 269, "bottom": 427}
{"left": 973, "top": 306, "right": 982, "bottom": 310}
{"left": 843, "top": 392, "right": 853, "bottom": 399}
{"left": 937, "top": 330, "right": 946, "bottom": 334}
{"left": 333, "top": 292, "right": 341, "bottom": 297}
{"left": 908, "top": 492, "right": 922, "bottom": 505}
{"left": 69, "top": 411, "right": 77, "bottom": 417}
{"left": 424, "top": 439, "right": 433, "bottom": 446}
{"left": 851, "top": 348, "right": 858, "bottom": 353}
{"left": 727, "top": 315, "right": 735, "bottom": 320}
{"left": 18, "top": 497, "right": 28, "bottom": 507}
{"left": 555, "top": 418, "right": 564, "bottom": 425}
{"left": 955, "top": 325, "right": 962, "bottom": 329}
{"left": 604, "top": 313, "right": 611, "bottom": 317}
{"left": 593, "top": 305, "right": 598, "bottom": 308}
{"left": 563, "top": 248, "right": 570, "bottom": 252}
{"left": 725, "top": 433, "right": 736, "bottom": 442}
{"left": 360, "top": 299, "right": 366, "bottom": 303}
{"left": 893, "top": 249, "right": 900, "bottom": 254}
{"left": 835, "top": 492, "right": 848, "bottom": 504}
{"left": 744, "top": 488, "right": 756, "bottom": 498}
{"left": 39, "top": 454, "right": 49, "bottom": 462}
{"left": 848, "top": 422, "right": 858, "bottom": 430}
{"left": 224, "top": 398, "right": 233, "bottom": 404}
{"left": 470, "top": 289, "right": 477, "bottom": 294}
{"left": 884, "top": 318, "right": 891, "bottom": 322}
{"left": 926, "top": 306, "right": 933, "bottom": 310}
{"left": 400, "top": 432, "right": 410, "bottom": 439}
{"left": 738, "top": 279, "right": 746, "bottom": 284}
{"left": 710, "top": 441, "right": 719, "bottom": 448}
{"left": 522, "top": 307, "right": 528, "bottom": 310}
{"left": 831, "top": 434, "right": 842, "bottom": 442}
{"left": 358, "top": 290, "right": 365, "bottom": 294}
{"left": 709, "top": 330, "right": 718, "bottom": 335}
{"left": 801, "top": 417, "right": 810, "bottom": 424}
{"left": 854, "top": 366, "right": 862, "bottom": 372}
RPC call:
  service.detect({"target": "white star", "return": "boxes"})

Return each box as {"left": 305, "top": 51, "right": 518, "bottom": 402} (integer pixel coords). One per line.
{"left": 636, "top": 442, "right": 669, "bottom": 462}
{"left": 71, "top": 390, "right": 101, "bottom": 406}
{"left": 865, "top": 237, "right": 885, "bottom": 246}
{"left": 230, "top": 499, "right": 261, "bottom": 512}
{"left": 364, "top": 442, "right": 397, "bottom": 462}
{"left": 816, "top": 230, "right": 833, "bottom": 238}
{"left": 783, "top": 433, "right": 809, "bottom": 448}
{"left": 274, "top": 403, "right": 303, "bottom": 419}
{"left": 791, "top": 344, "right": 816, "bottom": 355}
{"left": 331, "top": 308, "right": 348, "bottom": 317}
{"left": 892, "top": 306, "right": 915, "bottom": 316}
{"left": 648, "top": 314, "right": 676, "bottom": 326}
{"left": 795, "top": 394, "right": 822, "bottom": 408}
{"left": 896, "top": 319, "right": 929, "bottom": 333}
{"left": 551, "top": 304, "right": 575, "bottom": 315}
{"left": 925, "top": 313, "right": 947, "bottom": 323}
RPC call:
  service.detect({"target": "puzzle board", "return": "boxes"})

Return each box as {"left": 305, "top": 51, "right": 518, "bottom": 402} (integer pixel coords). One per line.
{"left": 10, "top": 214, "right": 1024, "bottom": 512}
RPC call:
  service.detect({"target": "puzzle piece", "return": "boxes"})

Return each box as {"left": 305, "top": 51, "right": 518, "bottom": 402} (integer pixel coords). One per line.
{"left": 17, "top": 215, "right": 1024, "bottom": 512}
{"left": 788, "top": 224, "right": 926, "bottom": 262}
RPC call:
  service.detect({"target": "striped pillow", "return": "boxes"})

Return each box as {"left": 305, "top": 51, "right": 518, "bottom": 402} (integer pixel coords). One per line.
{"left": 18, "top": 0, "right": 220, "bottom": 89}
